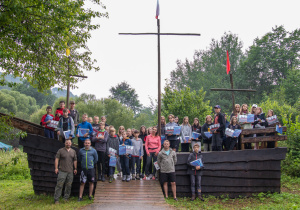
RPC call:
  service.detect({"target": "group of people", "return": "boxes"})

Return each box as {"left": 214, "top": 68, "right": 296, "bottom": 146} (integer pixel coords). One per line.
{"left": 41, "top": 100, "right": 279, "bottom": 204}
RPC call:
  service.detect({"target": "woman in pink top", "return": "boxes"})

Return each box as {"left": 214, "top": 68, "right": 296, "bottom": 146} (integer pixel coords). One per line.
{"left": 143, "top": 127, "right": 161, "bottom": 180}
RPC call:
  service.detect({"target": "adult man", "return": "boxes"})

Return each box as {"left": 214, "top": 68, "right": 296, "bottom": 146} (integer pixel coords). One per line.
{"left": 54, "top": 139, "right": 77, "bottom": 204}
{"left": 157, "top": 140, "right": 177, "bottom": 201}
{"left": 212, "top": 105, "right": 226, "bottom": 151}
{"left": 78, "top": 139, "right": 98, "bottom": 201}
{"left": 69, "top": 101, "right": 80, "bottom": 127}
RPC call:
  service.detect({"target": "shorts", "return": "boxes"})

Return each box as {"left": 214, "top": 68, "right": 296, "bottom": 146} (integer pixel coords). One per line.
{"left": 160, "top": 172, "right": 176, "bottom": 183}
{"left": 170, "top": 140, "right": 179, "bottom": 150}
{"left": 80, "top": 168, "right": 95, "bottom": 183}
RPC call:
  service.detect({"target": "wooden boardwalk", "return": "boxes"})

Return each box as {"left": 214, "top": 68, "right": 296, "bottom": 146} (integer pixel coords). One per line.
{"left": 83, "top": 176, "right": 173, "bottom": 210}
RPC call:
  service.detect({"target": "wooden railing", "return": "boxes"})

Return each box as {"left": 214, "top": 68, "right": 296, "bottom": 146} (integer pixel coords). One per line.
{"left": 240, "top": 127, "right": 287, "bottom": 150}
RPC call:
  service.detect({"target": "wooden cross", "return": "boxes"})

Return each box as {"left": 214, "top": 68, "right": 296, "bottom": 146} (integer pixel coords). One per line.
{"left": 211, "top": 72, "right": 256, "bottom": 112}
{"left": 119, "top": 19, "right": 200, "bottom": 135}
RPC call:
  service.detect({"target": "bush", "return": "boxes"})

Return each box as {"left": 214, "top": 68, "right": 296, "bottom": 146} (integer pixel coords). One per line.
{"left": 0, "top": 150, "right": 31, "bottom": 180}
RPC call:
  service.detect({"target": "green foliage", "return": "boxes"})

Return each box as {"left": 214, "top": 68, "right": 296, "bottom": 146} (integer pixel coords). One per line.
{"left": 282, "top": 68, "right": 300, "bottom": 106}
{"left": 12, "top": 81, "right": 57, "bottom": 107}
{"left": 30, "top": 105, "right": 49, "bottom": 125}
{"left": 162, "top": 86, "right": 212, "bottom": 125}
{"left": 0, "top": 0, "right": 108, "bottom": 91}
{"left": 0, "top": 113, "right": 27, "bottom": 142}
{"left": 133, "top": 107, "right": 157, "bottom": 129}
{"left": 0, "top": 151, "right": 30, "bottom": 180}
{"left": 109, "top": 81, "right": 142, "bottom": 113}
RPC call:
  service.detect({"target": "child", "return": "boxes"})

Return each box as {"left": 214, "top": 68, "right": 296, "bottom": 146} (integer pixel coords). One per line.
{"left": 253, "top": 107, "right": 268, "bottom": 149}
{"left": 76, "top": 114, "right": 93, "bottom": 148}
{"left": 239, "top": 104, "right": 252, "bottom": 149}
{"left": 226, "top": 116, "right": 241, "bottom": 150}
{"left": 139, "top": 125, "right": 148, "bottom": 178}
{"left": 131, "top": 130, "right": 143, "bottom": 180}
{"left": 187, "top": 144, "right": 204, "bottom": 201}
{"left": 91, "top": 115, "right": 100, "bottom": 147}
{"left": 166, "top": 114, "right": 180, "bottom": 152}
{"left": 251, "top": 104, "right": 257, "bottom": 114}
{"left": 212, "top": 105, "right": 225, "bottom": 151}
{"left": 88, "top": 117, "right": 93, "bottom": 124}
{"left": 40, "top": 106, "right": 55, "bottom": 139}
{"left": 222, "top": 114, "right": 230, "bottom": 150}
{"left": 180, "top": 116, "right": 192, "bottom": 152}
{"left": 191, "top": 118, "right": 201, "bottom": 149}
{"left": 230, "top": 104, "right": 240, "bottom": 120}
{"left": 106, "top": 128, "right": 119, "bottom": 183}
{"left": 57, "top": 108, "right": 75, "bottom": 143}
{"left": 54, "top": 101, "right": 69, "bottom": 121}
{"left": 69, "top": 100, "right": 80, "bottom": 127}
{"left": 126, "top": 128, "right": 133, "bottom": 139}
{"left": 101, "top": 116, "right": 109, "bottom": 127}
{"left": 92, "top": 122, "right": 108, "bottom": 181}
{"left": 266, "top": 109, "right": 280, "bottom": 148}
{"left": 201, "top": 115, "right": 213, "bottom": 152}
{"left": 120, "top": 132, "right": 132, "bottom": 182}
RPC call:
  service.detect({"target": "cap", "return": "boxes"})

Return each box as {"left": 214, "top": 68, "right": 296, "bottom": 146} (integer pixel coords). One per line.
{"left": 70, "top": 100, "right": 75, "bottom": 104}
{"left": 252, "top": 104, "right": 258, "bottom": 108}
{"left": 214, "top": 105, "right": 221, "bottom": 109}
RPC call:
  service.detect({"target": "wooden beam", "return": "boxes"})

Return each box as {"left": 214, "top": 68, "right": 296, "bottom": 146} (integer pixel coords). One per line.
{"left": 241, "top": 127, "right": 287, "bottom": 135}
{"left": 242, "top": 135, "right": 287, "bottom": 143}
{"left": 119, "top": 33, "right": 201, "bottom": 36}
{"left": 210, "top": 88, "right": 256, "bottom": 92}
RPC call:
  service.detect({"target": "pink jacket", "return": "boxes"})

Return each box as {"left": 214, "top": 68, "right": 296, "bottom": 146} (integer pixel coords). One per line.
{"left": 145, "top": 135, "right": 161, "bottom": 155}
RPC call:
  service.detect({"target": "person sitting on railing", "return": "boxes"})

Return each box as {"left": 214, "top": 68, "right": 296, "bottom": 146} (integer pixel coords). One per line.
{"left": 266, "top": 109, "right": 281, "bottom": 148}
{"left": 253, "top": 107, "right": 268, "bottom": 149}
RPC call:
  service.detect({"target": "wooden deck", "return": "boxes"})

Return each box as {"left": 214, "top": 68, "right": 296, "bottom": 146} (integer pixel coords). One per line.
{"left": 84, "top": 176, "right": 172, "bottom": 209}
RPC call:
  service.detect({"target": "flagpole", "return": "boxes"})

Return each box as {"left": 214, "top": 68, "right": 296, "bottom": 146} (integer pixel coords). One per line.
{"left": 230, "top": 72, "right": 235, "bottom": 112}
{"left": 157, "top": 18, "right": 161, "bottom": 136}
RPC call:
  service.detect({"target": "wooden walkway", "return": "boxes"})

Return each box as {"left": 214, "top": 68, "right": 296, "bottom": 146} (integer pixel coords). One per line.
{"left": 83, "top": 176, "right": 173, "bottom": 210}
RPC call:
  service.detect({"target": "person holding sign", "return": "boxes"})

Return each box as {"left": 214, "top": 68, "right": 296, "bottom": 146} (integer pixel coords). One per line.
{"left": 165, "top": 114, "right": 180, "bottom": 152}
{"left": 191, "top": 118, "right": 201, "bottom": 149}
{"left": 92, "top": 122, "right": 108, "bottom": 182}
{"left": 239, "top": 104, "right": 252, "bottom": 149}
{"left": 266, "top": 109, "right": 281, "bottom": 148}
{"left": 106, "top": 128, "right": 119, "bottom": 183}
{"left": 131, "top": 130, "right": 143, "bottom": 180}
{"left": 180, "top": 116, "right": 192, "bottom": 152}
{"left": 212, "top": 105, "right": 226, "bottom": 151}
{"left": 253, "top": 107, "right": 268, "bottom": 149}
{"left": 201, "top": 115, "right": 214, "bottom": 152}
{"left": 57, "top": 108, "right": 75, "bottom": 143}
{"left": 40, "top": 106, "right": 55, "bottom": 139}
{"left": 76, "top": 114, "right": 93, "bottom": 148}
{"left": 226, "top": 116, "right": 241, "bottom": 150}
{"left": 119, "top": 132, "right": 132, "bottom": 182}
{"left": 144, "top": 127, "right": 161, "bottom": 180}
{"left": 157, "top": 140, "right": 177, "bottom": 201}
{"left": 187, "top": 144, "right": 204, "bottom": 201}
{"left": 54, "top": 101, "right": 69, "bottom": 121}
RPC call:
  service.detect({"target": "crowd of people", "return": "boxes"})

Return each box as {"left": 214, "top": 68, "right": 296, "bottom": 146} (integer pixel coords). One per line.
{"left": 41, "top": 100, "right": 280, "bottom": 204}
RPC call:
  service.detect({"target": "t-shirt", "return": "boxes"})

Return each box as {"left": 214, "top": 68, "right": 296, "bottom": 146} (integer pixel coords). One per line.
{"left": 56, "top": 147, "right": 77, "bottom": 173}
{"left": 165, "top": 149, "right": 170, "bottom": 156}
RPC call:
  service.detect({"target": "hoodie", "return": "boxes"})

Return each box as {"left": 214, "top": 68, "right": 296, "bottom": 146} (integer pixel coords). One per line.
{"left": 180, "top": 124, "right": 192, "bottom": 143}
{"left": 106, "top": 135, "right": 120, "bottom": 156}
{"left": 76, "top": 121, "right": 93, "bottom": 142}
{"left": 187, "top": 150, "right": 203, "bottom": 176}
{"left": 131, "top": 137, "right": 144, "bottom": 157}
{"left": 78, "top": 147, "right": 98, "bottom": 169}
{"left": 92, "top": 129, "right": 108, "bottom": 152}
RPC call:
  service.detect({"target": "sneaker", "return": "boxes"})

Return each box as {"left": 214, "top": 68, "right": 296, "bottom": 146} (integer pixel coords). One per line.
{"left": 98, "top": 175, "right": 101, "bottom": 181}
{"left": 101, "top": 175, "right": 105, "bottom": 182}
{"left": 117, "top": 172, "right": 121, "bottom": 176}
{"left": 142, "top": 176, "right": 147, "bottom": 180}
{"left": 109, "top": 176, "right": 113, "bottom": 183}
{"left": 136, "top": 174, "right": 140, "bottom": 180}
{"left": 132, "top": 176, "right": 136, "bottom": 180}
{"left": 78, "top": 197, "right": 83, "bottom": 202}
{"left": 122, "top": 175, "right": 126, "bottom": 181}
{"left": 126, "top": 175, "right": 131, "bottom": 182}
{"left": 152, "top": 176, "right": 156, "bottom": 180}
{"left": 89, "top": 196, "right": 93, "bottom": 200}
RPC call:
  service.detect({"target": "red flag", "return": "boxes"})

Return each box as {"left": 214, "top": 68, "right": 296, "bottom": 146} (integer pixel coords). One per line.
{"left": 155, "top": 0, "right": 160, "bottom": 19}
{"left": 226, "top": 50, "right": 230, "bottom": 74}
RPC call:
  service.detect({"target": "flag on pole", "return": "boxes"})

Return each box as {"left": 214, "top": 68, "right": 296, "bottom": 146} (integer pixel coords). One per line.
{"left": 226, "top": 50, "right": 230, "bottom": 74}
{"left": 155, "top": 0, "right": 159, "bottom": 19}
{"left": 65, "top": 42, "right": 70, "bottom": 56}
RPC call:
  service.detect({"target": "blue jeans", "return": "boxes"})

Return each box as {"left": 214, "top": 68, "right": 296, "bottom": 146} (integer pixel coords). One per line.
{"left": 44, "top": 128, "right": 54, "bottom": 139}
{"left": 120, "top": 155, "right": 130, "bottom": 175}
{"left": 131, "top": 156, "right": 141, "bottom": 175}
{"left": 146, "top": 152, "right": 157, "bottom": 176}
{"left": 109, "top": 166, "right": 115, "bottom": 176}
{"left": 190, "top": 175, "right": 201, "bottom": 194}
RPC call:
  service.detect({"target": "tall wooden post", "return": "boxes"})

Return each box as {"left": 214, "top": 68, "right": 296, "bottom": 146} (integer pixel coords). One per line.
{"left": 229, "top": 72, "right": 235, "bottom": 112}
{"left": 157, "top": 19, "right": 161, "bottom": 136}
{"left": 66, "top": 56, "right": 70, "bottom": 109}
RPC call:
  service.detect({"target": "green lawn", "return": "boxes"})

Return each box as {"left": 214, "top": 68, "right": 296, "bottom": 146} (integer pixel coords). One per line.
{"left": 166, "top": 175, "right": 300, "bottom": 209}
{"left": 0, "top": 180, "right": 92, "bottom": 210}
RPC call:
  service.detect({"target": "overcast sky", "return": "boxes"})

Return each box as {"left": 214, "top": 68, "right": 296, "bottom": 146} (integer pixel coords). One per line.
{"left": 71, "top": 0, "right": 300, "bottom": 107}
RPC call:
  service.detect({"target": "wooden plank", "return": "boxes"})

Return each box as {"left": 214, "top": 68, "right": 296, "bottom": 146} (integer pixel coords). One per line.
{"left": 24, "top": 146, "right": 56, "bottom": 159}
{"left": 175, "top": 148, "right": 287, "bottom": 164}
{"left": 242, "top": 135, "right": 287, "bottom": 143}
{"left": 241, "top": 127, "right": 287, "bottom": 135}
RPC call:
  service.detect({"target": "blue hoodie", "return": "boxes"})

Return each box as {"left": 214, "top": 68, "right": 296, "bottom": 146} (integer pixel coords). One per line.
{"left": 78, "top": 147, "right": 98, "bottom": 169}
{"left": 76, "top": 121, "right": 93, "bottom": 142}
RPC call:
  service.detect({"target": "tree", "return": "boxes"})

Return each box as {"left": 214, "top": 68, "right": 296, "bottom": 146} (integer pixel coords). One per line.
{"left": 239, "top": 26, "right": 300, "bottom": 102}
{"left": 109, "top": 81, "right": 142, "bottom": 113}
{"left": 282, "top": 68, "right": 300, "bottom": 106}
{"left": 168, "top": 32, "right": 247, "bottom": 113}
{"left": 12, "top": 81, "right": 57, "bottom": 107}
{"left": 162, "top": 86, "right": 212, "bottom": 125}
{"left": 0, "top": 0, "right": 108, "bottom": 91}
{"left": 133, "top": 107, "right": 157, "bottom": 129}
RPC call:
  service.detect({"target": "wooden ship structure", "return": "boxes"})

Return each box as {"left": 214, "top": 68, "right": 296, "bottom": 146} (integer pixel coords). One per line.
{"left": 1, "top": 112, "right": 287, "bottom": 198}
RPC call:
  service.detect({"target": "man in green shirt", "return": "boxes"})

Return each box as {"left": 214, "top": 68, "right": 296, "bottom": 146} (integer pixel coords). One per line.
{"left": 54, "top": 139, "right": 77, "bottom": 204}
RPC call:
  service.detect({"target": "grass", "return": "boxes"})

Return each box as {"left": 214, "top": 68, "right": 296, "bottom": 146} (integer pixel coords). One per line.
{"left": 165, "top": 175, "right": 300, "bottom": 210}
{"left": 0, "top": 180, "right": 93, "bottom": 210}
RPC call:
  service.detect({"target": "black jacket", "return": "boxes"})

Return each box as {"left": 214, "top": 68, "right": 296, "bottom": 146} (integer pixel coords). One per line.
{"left": 201, "top": 123, "right": 213, "bottom": 144}
{"left": 214, "top": 112, "right": 226, "bottom": 137}
{"left": 187, "top": 151, "right": 203, "bottom": 176}
{"left": 253, "top": 113, "right": 268, "bottom": 128}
